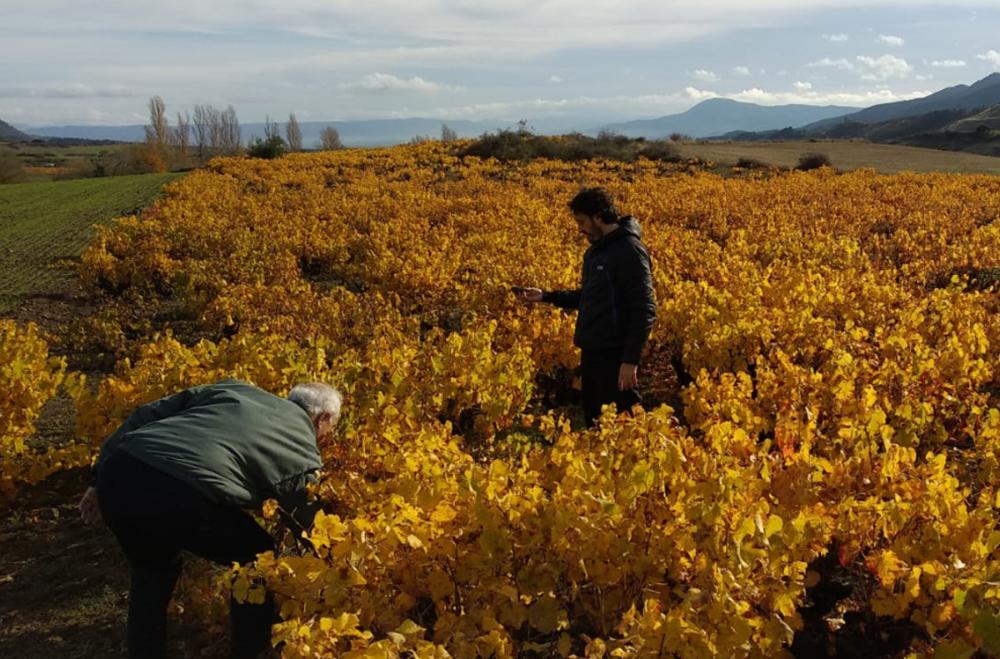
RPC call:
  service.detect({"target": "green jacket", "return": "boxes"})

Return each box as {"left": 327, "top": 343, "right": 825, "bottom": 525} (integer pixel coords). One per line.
{"left": 93, "top": 379, "right": 323, "bottom": 519}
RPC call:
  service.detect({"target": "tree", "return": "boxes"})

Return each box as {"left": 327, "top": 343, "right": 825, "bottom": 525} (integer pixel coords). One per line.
{"left": 144, "top": 96, "right": 169, "bottom": 149}
{"left": 192, "top": 104, "right": 212, "bottom": 161}
{"left": 172, "top": 111, "right": 191, "bottom": 159}
{"left": 220, "top": 105, "right": 242, "bottom": 154}
{"left": 263, "top": 115, "right": 280, "bottom": 141}
{"left": 318, "top": 125, "right": 343, "bottom": 150}
{"left": 441, "top": 123, "right": 458, "bottom": 142}
{"left": 286, "top": 113, "right": 303, "bottom": 152}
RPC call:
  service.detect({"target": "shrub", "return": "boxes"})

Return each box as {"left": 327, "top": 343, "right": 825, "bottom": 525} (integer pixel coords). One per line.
{"left": 247, "top": 135, "right": 287, "bottom": 159}
{"left": 736, "top": 157, "right": 769, "bottom": 170}
{"left": 459, "top": 131, "right": 679, "bottom": 163}
{"left": 796, "top": 152, "right": 832, "bottom": 171}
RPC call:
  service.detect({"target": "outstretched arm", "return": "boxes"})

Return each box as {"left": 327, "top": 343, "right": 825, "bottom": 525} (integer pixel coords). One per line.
{"left": 541, "top": 289, "right": 582, "bottom": 310}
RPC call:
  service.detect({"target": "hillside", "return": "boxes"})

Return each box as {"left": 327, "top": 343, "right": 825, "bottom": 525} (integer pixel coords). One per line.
{"left": 716, "top": 74, "right": 1000, "bottom": 157}
{"left": 599, "top": 98, "right": 857, "bottom": 139}
{"left": 0, "top": 119, "right": 29, "bottom": 141}
{"left": 802, "top": 73, "right": 1000, "bottom": 132}
{"left": 947, "top": 105, "right": 1000, "bottom": 133}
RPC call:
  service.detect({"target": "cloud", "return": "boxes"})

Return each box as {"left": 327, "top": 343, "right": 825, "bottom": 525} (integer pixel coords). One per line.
{"left": 855, "top": 54, "right": 912, "bottom": 80}
{"left": 732, "top": 66, "right": 751, "bottom": 76}
{"left": 823, "top": 33, "right": 850, "bottom": 42}
{"left": 808, "top": 57, "right": 855, "bottom": 71}
{"left": 685, "top": 87, "right": 719, "bottom": 101}
{"left": 691, "top": 69, "right": 720, "bottom": 82}
{"left": 930, "top": 59, "right": 967, "bottom": 67}
{"left": 0, "top": 83, "right": 138, "bottom": 98}
{"left": 977, "top": 50, "right": 1000, "bottom": 70}
{"left": 549, "top": 75, "right": 564, "bottom": 83}
{"left": 684, "top": 85, "right": 929, "bottom": 107}
{"left": 793, "top": 81, "right": 813, "bottom": 91}
{"left": 339, "top": 73, "right": 462, "bottom": 94}
{"left": 877, "top": 34, "right": 905, "bottom": 46}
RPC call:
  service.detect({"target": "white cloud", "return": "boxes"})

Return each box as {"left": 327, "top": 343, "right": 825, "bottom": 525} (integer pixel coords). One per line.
{"left": 685, "top": 87, "right": 719, "bottom": 101}
{"left": 549, "top": 75, "right": 564, "bottom": 83}
{"left": 732, "top": 66, "right": 751, "bottom": 76}
{"left": 823, "top": 33, "right": 850, "bottom": 42}
{"left": 977, "top": 50, "right": 1000, "bottom": 70}
{"left": 930, "top": 59, "right": 967, "bottom": 67}
{"left": 339, "top": 73, "right": 462, "bottom": 93}
{"left": 855, "top": 54, "right": 913, "bottom": 80}
{"left": 684, "top": 85, "right": 929, "bottom": 107}
{"left": 793, "top": 81, "right": 813, "bottom": 91}
{"left": 691, "top": 69, "right": 720, "bottom": 82}
{"left": 808, "top": 57, "right": 855, "bottom": 70}
{"left": 915, "top": 73, "right": 935, "bottom": 81}
{"left": 877, "top": 34, "right": 905, "bottom": 46}
{"left": 0, "top": 83, "right": 138, "bottom": 98}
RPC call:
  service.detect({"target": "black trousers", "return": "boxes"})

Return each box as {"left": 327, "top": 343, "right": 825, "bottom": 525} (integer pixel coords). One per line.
{"left": 97, "top": 450, "right": 276, "bottom": 659}
{"left": 581, "top": 348, "right": 642, "bottom": 428}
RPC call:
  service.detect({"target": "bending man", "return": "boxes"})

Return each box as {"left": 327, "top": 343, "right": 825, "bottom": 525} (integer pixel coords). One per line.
{"left": 78, "top": 378, "right": 341, "bottom": 659}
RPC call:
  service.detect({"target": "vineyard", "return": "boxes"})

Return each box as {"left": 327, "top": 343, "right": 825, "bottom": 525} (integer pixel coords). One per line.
{"left": 3, "top": 142, "right": 1000, "bottom": 657}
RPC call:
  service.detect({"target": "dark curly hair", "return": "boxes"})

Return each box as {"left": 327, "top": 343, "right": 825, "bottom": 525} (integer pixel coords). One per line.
{"left": 568, "top": 187, "right": 620, "bottom": 225}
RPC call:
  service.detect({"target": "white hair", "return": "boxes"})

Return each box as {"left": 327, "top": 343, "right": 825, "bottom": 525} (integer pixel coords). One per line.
{"left": 288, "top": 382, "right": 342, "bottom": 422}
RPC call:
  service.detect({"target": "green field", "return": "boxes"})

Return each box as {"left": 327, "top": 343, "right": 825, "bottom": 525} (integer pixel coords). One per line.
{"left": 0, "top": 142, "right": 138, "bottom": 182}
{"left": 0, "top": 173, "right": 181, "bottom": 313}
{"left": 678, "top": 140, "right": 1000, "bottom": 174}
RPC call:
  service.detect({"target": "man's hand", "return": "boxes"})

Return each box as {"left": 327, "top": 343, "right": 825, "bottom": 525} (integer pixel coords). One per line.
{"left": 79, "top": 486, "right": 103, "bottom": 525}
{"left": 618, "top": 363, "right": 639, "bottom": 391}
{"left": 514, "top": 287, "right": 544, "bottom": 303}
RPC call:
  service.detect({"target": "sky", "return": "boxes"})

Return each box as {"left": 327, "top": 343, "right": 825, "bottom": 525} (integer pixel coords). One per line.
{"left": 2, "top": 0, "right": 999, "bottom": 127}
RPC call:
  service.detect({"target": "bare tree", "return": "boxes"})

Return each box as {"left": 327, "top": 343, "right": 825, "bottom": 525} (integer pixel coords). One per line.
{"left": 263, "top": 115, "right": 280, "bottom": 141}
{"left": 192, "top": 104, "right": 212, "bottom": 161}
{"left": 441, "top": 123, "right": 458, "bottom": 142}
{"left": 286, "top": 113, "right": 303, "bottom": 152}
{"left": 220, "top": 105, "right": 242, "bottom": 154}
{"left": 144, "top": 96, "right": 169, "bottom": 148}
{"left": 172, "top": 111, "right": 191, "bottom": 158}
{"left": 318, "top": 125, "right": 343, "bottom": 150}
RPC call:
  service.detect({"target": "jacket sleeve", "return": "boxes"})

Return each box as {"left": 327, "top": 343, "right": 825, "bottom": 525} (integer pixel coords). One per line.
{"left": 273, "top": 471, "right": 322, "bottom": 550}
{"left": 542, "top": 289, "right": 582, "bottom": 310}
{"left": 91, "top": 386, "right": 200, "bottom": 485}
{"left": 618, "top": 243, "right": 657, "bottom": 364}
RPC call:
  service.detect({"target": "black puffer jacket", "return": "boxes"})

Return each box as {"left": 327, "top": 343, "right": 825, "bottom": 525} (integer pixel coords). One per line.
{"left": 542, "top": 216, "right": 656, "bottom": 363}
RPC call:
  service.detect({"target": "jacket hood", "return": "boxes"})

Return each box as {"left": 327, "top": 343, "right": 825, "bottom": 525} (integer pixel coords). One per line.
{"left": 618, "top": 215, "right": 642, "bottom": 239}
{"left": 591, "top": 215, "right": 642, "bottom": 249}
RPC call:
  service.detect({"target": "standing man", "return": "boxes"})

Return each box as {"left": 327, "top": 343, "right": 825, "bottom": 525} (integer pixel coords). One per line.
{"left": 518, "top": 187, "right": 656, "bottom": 428}
{"left": 78, "top": 378, "right": 342, "bottom": 659}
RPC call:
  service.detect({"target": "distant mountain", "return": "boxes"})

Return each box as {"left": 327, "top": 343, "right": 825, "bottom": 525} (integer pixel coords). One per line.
{"left": 0, "top": 119, "right": 30, "bottom": 141}
{"left": 598, "top": 98, "right": 858, "bottom": 139}
{"left": 719, "top": 103, "right": 1000, "bottom": 157}
{"left": 801, "top": 73, "right": 1000, "bottom": 132}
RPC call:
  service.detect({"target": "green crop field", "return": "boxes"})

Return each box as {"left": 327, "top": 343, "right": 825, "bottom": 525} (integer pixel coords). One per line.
{"left": 0, "top": 173, "right": 181, "bottom": 313}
